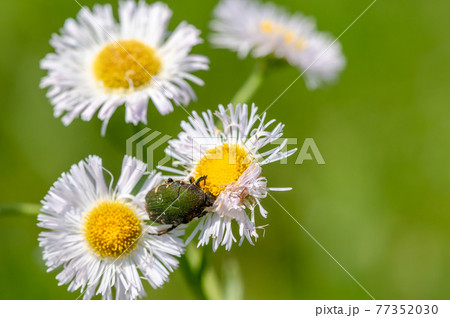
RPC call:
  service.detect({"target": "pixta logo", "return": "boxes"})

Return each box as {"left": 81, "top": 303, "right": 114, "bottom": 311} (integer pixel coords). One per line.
{"left": 127, "top": 128, "right": 325, "bottom": 168}
{"left": 126, "top": 128, "right": 172, "bottom": 168}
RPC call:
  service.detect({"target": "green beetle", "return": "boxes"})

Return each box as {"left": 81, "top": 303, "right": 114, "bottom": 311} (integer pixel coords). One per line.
{"left": 145, "top": 176, "right": 216, "bottom": 235}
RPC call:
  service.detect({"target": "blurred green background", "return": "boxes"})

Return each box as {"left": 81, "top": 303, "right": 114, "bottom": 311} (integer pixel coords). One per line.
{"left": 1, "top": 0, "right": 450, "bottom": 299}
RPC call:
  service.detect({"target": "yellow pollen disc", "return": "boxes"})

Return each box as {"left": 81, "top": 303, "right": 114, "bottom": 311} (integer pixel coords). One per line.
{"left": 193, "top": 144, "right": 251, "bottom": 196}
{"left": 260, "top": 20, "right": 274, "bottom": 33}
{"left": 84, "top": 201, "right": 142, "bottom": 258}
{"left": 93, "top": 39, "right": 161, "bottom": 90}
{"left": 259, "top": 20, "right": 307, "bottom": 50}
{"left": 283, "top": 31, "right": 295, "bottom": 44}
{"left": 294, "top": 39, "right": 307, "bottom": 50}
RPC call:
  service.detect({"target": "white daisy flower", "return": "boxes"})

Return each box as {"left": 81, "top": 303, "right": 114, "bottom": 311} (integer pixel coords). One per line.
{"left": 210, "top": 0, "right": 345, "bottom": 89}
{"left": 162, "top": 103, "right": 296, "bottom": 251}
{"left": 38, "top": 155, "right": 184, "bottom": 300}
{"left": 40, "top": 0, "right": 209, "bottom": 135}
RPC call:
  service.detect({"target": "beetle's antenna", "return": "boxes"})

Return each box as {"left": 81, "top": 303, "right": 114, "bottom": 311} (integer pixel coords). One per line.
{"left": 195, "top": 175, "right": 207, "bottom": 186}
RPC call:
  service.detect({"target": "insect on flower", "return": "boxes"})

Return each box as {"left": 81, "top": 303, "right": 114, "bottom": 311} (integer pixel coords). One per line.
{"left": 145, "top": 176, "right": 216, "bottom": 234}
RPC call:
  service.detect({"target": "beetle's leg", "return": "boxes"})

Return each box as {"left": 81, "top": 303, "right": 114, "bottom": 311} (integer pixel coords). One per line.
{"left": 195, "top": 175, "right": 207, "bottom": 186}
{"left": 189, "top": 176, "right": 195, "bottom": 184}
{"left": 154, "top": 224, "right": 178, "bottom": 236}
{"left": 205, "top": 192, "right": 216, "bottom": 207}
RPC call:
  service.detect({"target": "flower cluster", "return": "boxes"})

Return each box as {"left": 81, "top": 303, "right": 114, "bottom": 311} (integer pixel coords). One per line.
{"left": 38, "top": 0, "right": 345, "bottom": 299}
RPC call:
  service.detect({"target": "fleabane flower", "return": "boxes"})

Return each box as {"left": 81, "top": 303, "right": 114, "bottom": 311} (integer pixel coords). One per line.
{"left": 40, "top": 0, "right": 209, "bottom": 135}
{"left": 210, "top": 0, "right": 345, "bottom": 89}
{"left": 38, "top": 155, "right": 184, "bottom": 300}
{"left": 162, "top": 103, "right": 296, "bottom": 251}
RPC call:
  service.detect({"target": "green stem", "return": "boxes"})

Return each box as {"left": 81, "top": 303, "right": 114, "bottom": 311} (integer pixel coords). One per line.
{"left": 0, "top": 203, "right": 41, "bottom": 216}
{"left": 180, "top": 252, "right": 208, "bottom": 300}
{"left": 230, "top": 58, "right": 267, "bottom": 105}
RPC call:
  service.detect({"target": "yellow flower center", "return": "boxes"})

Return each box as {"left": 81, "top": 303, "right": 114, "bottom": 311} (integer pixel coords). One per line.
{"left": 259, "top": 19, "right": 307, "bottom": 50}
{"left": 193, "top": 144, "right": 251, "bottom": 196}
{"left": 84, "top": 201, "right": 142, "bottom": 258}
{"left": 93, "top": 39, "right": 161, "bottom": 90}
